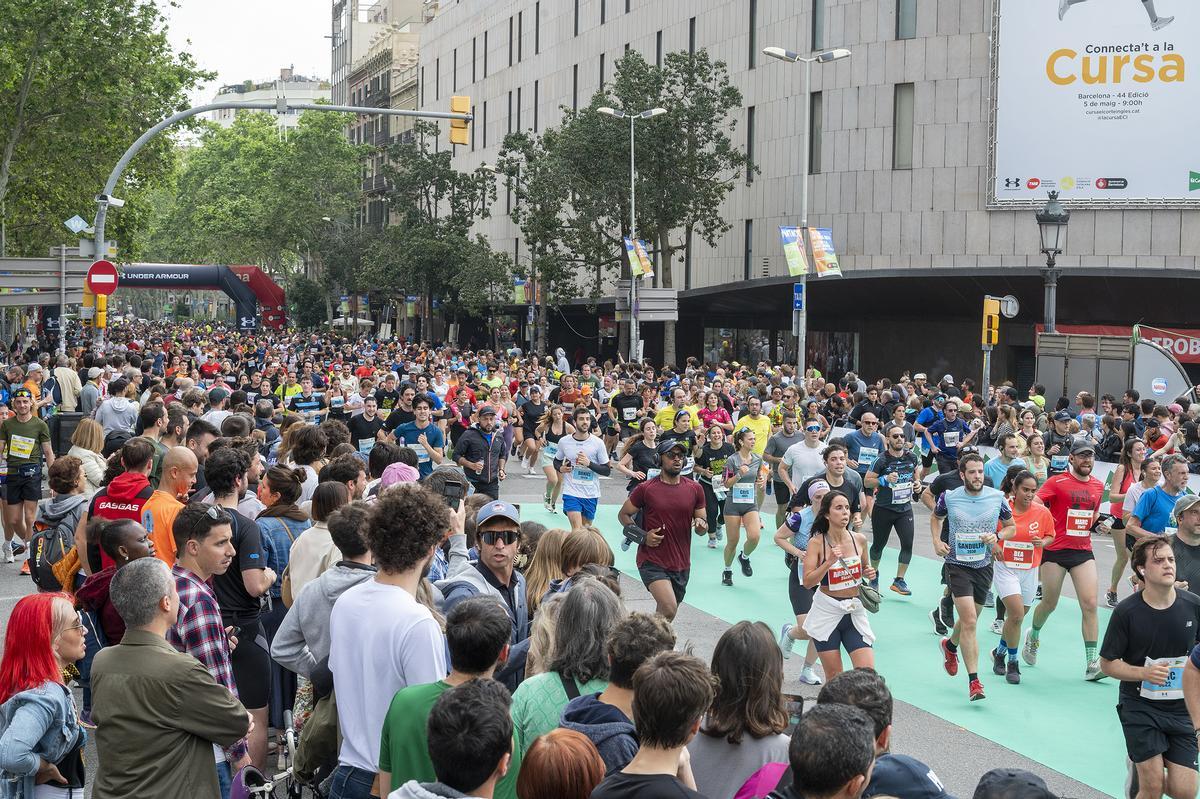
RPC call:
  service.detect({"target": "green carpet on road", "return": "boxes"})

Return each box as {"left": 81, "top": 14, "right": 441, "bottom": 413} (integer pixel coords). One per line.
{"left": 519, "top": 503, "right": 1124, "bottom": 798}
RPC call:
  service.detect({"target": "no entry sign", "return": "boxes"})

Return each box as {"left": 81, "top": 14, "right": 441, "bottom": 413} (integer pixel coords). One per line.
{"left": 86, "top": 260, "right": 119, "bottom": 295}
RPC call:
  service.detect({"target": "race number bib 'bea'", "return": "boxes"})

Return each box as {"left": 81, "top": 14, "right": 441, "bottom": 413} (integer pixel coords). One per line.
{"left": 1002, "top": 541, "right": 1035, "bottom": 569}
{"left": 8, "top": 435, "right": 34, "bottom": 460}
{"left": 954, "top": 532, "right": 987, "bottom": 563}
{"left": 732, "top": 484, "right": 755, "bottom": 504}
{"left": 1066, "top": 508, "right": 1093, "bottom": 537}
{"left": 827, "top": 555, "right": 863, "bottom": 592}
{"left": 1140, "top": 656, "right": 1186, "bottom": 701}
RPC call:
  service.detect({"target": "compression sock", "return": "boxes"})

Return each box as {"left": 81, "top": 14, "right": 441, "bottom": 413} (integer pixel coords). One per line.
{"left": 945, "top": 640, "right": 958, "bottom": 654}
{"left": 1085, "top": 641, "right": 1098, "bottom": 662}
{"left": 967, "top": 672, "right": 978, "bottom": 683}
{"left": 1008, "top": 646, "right": 1018, "bottom": 663}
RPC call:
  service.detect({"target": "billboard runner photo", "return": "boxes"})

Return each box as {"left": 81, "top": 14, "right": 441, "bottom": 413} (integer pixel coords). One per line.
{"left": 1058, "top": 0, "right": 1174, "bottom": 30}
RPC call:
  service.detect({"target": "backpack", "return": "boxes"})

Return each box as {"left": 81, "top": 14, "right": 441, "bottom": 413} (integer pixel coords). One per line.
{"left": 30, "top": 514, "right": 77, "bottom": 591}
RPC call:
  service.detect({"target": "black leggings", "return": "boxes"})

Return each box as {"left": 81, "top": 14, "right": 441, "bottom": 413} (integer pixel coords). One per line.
{"left": 868, "top": 505, "right": 915, "bottom": 565}
{"left": 701, "top": 479, "right": 726, "bottom": 532}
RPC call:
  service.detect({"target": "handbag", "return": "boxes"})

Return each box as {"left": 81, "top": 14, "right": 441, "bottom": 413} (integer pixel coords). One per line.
{"left": 857, "top": 575, "right": 883, "bottom": 614}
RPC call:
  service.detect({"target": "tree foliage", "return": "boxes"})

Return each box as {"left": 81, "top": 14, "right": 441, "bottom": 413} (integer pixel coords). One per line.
{"left": 0, "top": 0, "right": 211, "bottom": 257}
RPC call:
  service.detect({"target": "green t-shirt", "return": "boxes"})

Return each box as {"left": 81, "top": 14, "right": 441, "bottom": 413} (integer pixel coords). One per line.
{"left": 379, "top": 680, "right": 523, "bottom": 799}
{"left": 1, "top": 415, "right": 50, "bottom": 466}
{"left": 510, "top": 670, "right": 609, "bottom": 756}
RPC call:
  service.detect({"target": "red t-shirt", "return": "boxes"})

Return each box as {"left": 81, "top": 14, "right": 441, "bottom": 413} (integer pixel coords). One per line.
{"left": 628, "top": 478, "right": 706, "bottom": 572}
{"left": 1036, "top": 472, "right": 1104, "bottom": 552}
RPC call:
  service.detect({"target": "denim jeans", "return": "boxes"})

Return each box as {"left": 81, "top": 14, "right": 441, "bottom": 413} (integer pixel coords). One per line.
{"left": 327, "top": 764, "right": 377, "bottom": 799}
{"left": 216, "top": 760, "right": 232, "bottom": 799}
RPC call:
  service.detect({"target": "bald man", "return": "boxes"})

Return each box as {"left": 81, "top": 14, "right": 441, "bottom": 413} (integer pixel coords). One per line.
{"left": 141, "top": 446, "right": 199, "bottom": 566}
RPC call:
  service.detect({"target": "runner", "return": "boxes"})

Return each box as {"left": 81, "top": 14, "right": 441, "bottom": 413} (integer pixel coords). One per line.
{"left": 802, "top": 490, "right": 877, "bottom": 680}
{"left": 394, "top": 396, "right": 446, "bottom": 479}
{"left": 923, "top": 398, "right": 977, "bottom": 474}
{"left": 536, "top": 405, "right": 573, "bottom": 512}
{"left": 516, "top": 385, "right": 546, "bottom": 472}
{"left": 763, "top": 411, "right": 805, "bottom": 530}
{"left": 721, "top": 429, "right": 766, "bottom": 587}
{"left": 931, "top": 452, "right": 1014, "bottom": 701}
{"left": 616, "top": 418, "right": 660, "bottom": 492}
{"left": 864, "top": 423, "right": 922, "bottom": 595}
{"left": 694, "top": 425, "right": 734, "bottom": 549}
{"left": 1107, "top": 438, "right": 1146, "bottom": 606}
{"left": 1024, "top": 439, "right": 1108, "bottom": 680}
{"left": 554, "top": 407, "right": 611, "bottom": 529}
{"left": 990, "top": 469, "right": 1055, "bottom": 686}
{"left": 775, "top": 480, "right": 829, "bottom": 685}
{"left": 795, "top": 443, "right": 865, "bottom": 533}
{"left": 0, "top": 388, "right": 54, "bottom": 567}
{"left": 659, "top": 409, "right": 699, "bottom": 479}
{"left": 346, "top": 395, "right": 384, "bottom": 455}
{"left": 778, "top": 418, "right": 827, "bottom": 500}
{"left": 845, "top": 413, "right": 885, "bottom": 519}
{"left": 617, "top": 439, "right": 708, "bottom": 621}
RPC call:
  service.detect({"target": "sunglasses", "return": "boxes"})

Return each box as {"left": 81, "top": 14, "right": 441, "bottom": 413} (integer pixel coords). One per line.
{"left": 479, "top": 530, "right": 519, "bottom": 546}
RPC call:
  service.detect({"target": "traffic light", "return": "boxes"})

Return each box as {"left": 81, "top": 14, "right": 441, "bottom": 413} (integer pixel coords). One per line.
{"left": 982, "top": 297, "right": 1000, "bottom": 346}
{"left": 449, "top": 96, "right": 470, "bottom": 146}
{"left": 95, "top": 294, "right": 108, "bottom": 330}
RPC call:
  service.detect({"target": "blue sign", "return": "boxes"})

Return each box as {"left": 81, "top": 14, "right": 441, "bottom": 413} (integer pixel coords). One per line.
{"left": 793, "top": 283, "right": 804, "bottom": 310}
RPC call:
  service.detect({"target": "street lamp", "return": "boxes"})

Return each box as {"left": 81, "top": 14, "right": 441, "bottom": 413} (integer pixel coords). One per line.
{"left": 1035, "top": 190, "right": 1070, "bottom": 333}
{"left": 596, "top": 105, "right": 667, "bottom": 364}
{"left": 763, "top": 45, "right": 851, "bottom": 384}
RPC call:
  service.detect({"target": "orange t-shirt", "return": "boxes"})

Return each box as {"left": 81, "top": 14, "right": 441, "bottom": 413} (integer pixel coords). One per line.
{"left": 142, "top": 490, "right": 184, "bottom": 566}
{"left": 1001, "top": 501, "right": 1056, "bottom": 571}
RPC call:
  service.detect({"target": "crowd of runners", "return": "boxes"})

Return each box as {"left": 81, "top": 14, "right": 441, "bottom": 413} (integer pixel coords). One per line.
{"left": 0, "top": 319, "right": 1197, "bottom": 798}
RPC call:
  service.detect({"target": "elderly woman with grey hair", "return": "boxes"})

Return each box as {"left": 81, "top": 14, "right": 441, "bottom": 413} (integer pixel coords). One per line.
{"left": 509, "top": 577, "right": 624, "bottom": 756}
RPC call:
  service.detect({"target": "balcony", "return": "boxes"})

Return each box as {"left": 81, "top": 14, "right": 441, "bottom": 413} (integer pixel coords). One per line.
{"left": 362, "top": 174, "right": 389, "bottom": 193}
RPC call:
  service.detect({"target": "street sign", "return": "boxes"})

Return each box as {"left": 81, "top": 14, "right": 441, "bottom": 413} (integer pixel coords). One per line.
{"left": 793, "top": 283, "right": 804, "bottom": 310}
{"left": 64, "top": 216, "right": 88, "bottom": 234}
{"left": 85, "top": 260, "right": 118, "bottom": 295}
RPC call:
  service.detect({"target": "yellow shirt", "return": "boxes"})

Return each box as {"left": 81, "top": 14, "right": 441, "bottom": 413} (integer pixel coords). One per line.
{"left": 733, "top": 413, "right": 772, "bottom": 455}
{"left": 654, "top": 404, "right": 702, "bottom": 432}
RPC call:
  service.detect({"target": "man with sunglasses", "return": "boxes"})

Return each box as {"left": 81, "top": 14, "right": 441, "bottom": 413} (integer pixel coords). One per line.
{"left": 922, "top": 398, "right": 977, "bottom": 474}
{"left": 845, "top": 413, "right": 886, "bottom": 519}
{"left": 865, "top": 423, "right": 923, "bottom": 596}
{"left": 779, "top": 420, "right": 828, "bottom": 502}
{"left": 618, "top": 439, "right": 708, "bottom": 621}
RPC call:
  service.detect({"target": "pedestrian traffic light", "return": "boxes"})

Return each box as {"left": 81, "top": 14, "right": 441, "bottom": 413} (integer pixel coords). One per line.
{"left": 982, "top": 297, "right": 1000, "bottom": 346}
{"left": 450, "top": 96, "right": 470, "bottom": 146}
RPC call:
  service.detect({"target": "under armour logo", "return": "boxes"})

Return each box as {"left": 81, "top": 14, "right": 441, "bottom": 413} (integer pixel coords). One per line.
{"left": 1003, "top": 178, "right": 1022, "bottom": 188}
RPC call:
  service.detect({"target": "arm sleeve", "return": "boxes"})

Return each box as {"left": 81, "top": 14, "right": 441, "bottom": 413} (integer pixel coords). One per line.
{"left": 933, "top": 492, "right": 949, "bottom": 519}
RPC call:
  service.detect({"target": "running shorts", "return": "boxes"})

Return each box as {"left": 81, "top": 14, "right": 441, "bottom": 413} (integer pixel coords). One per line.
{"left": 1041, "top": 548, "right": 1095, "bottom": 571}
{"left": 942, "top": 562, "right": 993, "bottom": 605}
{"left": 1117, "top": 696, "right": 1199, "bottom": 769}
{"left": 638, "top": 562, "right": 689, "bottom": 604}
{"left": 992, "top": 559, "right": 1038, "bottom": 606}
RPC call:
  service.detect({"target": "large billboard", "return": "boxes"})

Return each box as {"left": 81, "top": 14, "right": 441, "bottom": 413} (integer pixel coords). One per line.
{"left": 992, "top": 0, "right": 1195, "bottom": 205}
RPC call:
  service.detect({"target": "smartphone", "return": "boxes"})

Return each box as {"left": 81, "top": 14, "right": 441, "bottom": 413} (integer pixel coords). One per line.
{"left": 782, "top": 692, "right": 806, "bottom": 735}
{"left": 442, "top": 480, "right": 465, "bottom": 509}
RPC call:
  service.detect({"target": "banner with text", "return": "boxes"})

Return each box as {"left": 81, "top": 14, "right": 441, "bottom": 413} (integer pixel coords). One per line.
{"left": 779, "top": 226, "right": 809, "bottom": 276}
{"left": 808, "top": 228, "right": 843, "bottom": 278}
{"left": 1038, "top": 324, "right": 1200, "bottom": 364}
{"left": 994, "top": 0, "right": 1197, "bottom": 202}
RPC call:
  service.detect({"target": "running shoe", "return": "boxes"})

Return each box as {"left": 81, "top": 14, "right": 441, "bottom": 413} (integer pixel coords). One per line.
{"left": 1085, "top": 659, "right": 1106, "bottom": 681}
{"left": 868, "top": 575, "right": 879, "bottom": 591}
{"left": 543, "top": 499, "right": 553, "bottom": 512}
{"left": 722, "top": 569, "right": 733, "bottom": 587}
{"left": 738, "top": 552, "right": 753, "bottom": 577}
{"left": 715, "top": 527, "right": 725, "bottom": 542}
{"left": 1035, "top": 584, "right": 1042, "bottom": 601}
{"left": 1006, "top": 660, "right": 1021, "bottom": 685}
{"left": 19, "top": 560, "right": 29, "bottom": 576}
{"left": 938, "top": 599, "right": 955, "bottom": 628}
{"left": 1022, "top": 630, "right": 1039, "bottom": 666}
{"left": 1106, "top": 590, "right": 1118, "bottom": 608}
{"left": 989, "top": 618, "right": 1003, "bottom": 635}
{"left": 799, "top": 664, "right": 822, "bottom": 685}
{"left": 778, "top": 624, "right": 796, "bottom": 659}
{"left": 929, "top": 608, "right": 948, "bottom": 636}
{"left": 707, "top": 537, "right": 717, "bottom": 549}
{"left": 1151, "top": 15, "right": 1174, "bottom": 32}
{"left": 940, "top": 638, "right": 959, "bottom": 677}
{"left": 992, "top": 647, "right": 1006, "bottom": 676}
{"left": 10, "top": 540, "right": 25, "bottom": 557}
{"left": 983, "top": 590, "right": 995, "bottom": 608}
{"left": 969, "top": 678, "right": 986, "bottom": 701}
{"left": 890, "top": 578, "right": 911, "bottom": 596}
{"left": 3, "top": 548, "right": 11, "bottom": 565}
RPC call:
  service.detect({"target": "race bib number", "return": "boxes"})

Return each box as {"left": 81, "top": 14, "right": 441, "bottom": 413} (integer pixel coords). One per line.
{"left": 1051, "top": 455, "right": 1069, "bottom": 472}
{"left": 943, "top": 431, "right": 960, "bottom": 448}
{"left": 572, "top": 467, "right": 596, "bottom": 483}
{"left": 1002, "top": 541, "right": 1035, "bottom": 569}
{"left": 358, "top": 438, "right": 375, "bottom": 454}
{"left": 732, "top": 484, "right": 755, "bottom": 503}
{"left": 544, "top": 442, "right": 558, "bottom": 459}
{"left": 8, "top": 435, "right": 34, "bottom": 460}
{"left": 954, "top": 532, "right": 986, "bottom": 563}
{"left": 407, "top": 443, "right": 429, "bottom": 463}
{"left": 714, "top": 484, "right": 728, "bottom": 500}
{"left": 684, "top": 456, "right": 694, "bottom": 474}
{"left": 1066, "top": 508, "right": 1093, "bottom": 537}
{"left": 827, "top": 555, "right": 863, "bottom": 592}
{"left": 890, "top": 480, "right": 913, "bottom": 505}
{"left": 331, "top": 397, "right": 344, "bottom": 409}
{"left": 858, "top": 447, "right": 879, "bottom": 465}
{"left": 646, "top": 468, "right": 661, "bottom": 480}
{"left": 1140, "top": 656, "right": 1186, "bottom": 701}
{"left": 622, "top": 406, "right": 637, "bottom": 421}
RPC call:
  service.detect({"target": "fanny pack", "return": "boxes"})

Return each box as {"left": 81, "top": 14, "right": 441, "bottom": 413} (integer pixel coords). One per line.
{"left": 11, "top": 463, "right": 40, "bottom": 479}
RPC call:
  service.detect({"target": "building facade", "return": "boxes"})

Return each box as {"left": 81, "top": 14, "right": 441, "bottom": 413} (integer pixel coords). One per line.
{"left": 209, "top": 69, "right": 331, "bottom": 129}
{"left": 416, "top": 0, "right": 1200, "bottom": 383}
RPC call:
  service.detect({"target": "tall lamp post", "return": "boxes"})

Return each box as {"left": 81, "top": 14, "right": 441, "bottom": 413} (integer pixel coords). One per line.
{"left": 1035, "top": 191, "right": 1070, "bottom": 333}
{"left": 763, "top": 46, "right": 851, "bottom": 385}
{"left": 597, "top": 105, "right": 667, "bottom": 365}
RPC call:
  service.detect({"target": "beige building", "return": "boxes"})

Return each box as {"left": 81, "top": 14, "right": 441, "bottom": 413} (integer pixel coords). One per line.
{"left": 209, "top": 69, "right": 331, "bottom": 129}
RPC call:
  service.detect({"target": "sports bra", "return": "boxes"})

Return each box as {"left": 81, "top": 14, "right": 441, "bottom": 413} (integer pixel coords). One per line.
{"left": 819, "top": 533, "right": 863, "bottom": 592}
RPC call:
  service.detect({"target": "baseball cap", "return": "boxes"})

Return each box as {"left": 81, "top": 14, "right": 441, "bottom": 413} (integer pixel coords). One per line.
{"left": 913, "top": 373, "right": 927, "bottom": 380}
{"left": 657, "top": 439, "right": 689, "bottom": 455}
{"left": 866, "top": 754, "right": 955, "bottom": 799}
{"left": 208, "top": 387, "right": 229, "bottom": 404}
{"left": 26, "top": 363, "right": 41, "bottom": 373}
{"left": 1169, "top": 403, "right": 1184, "bottom": 415}
{"left": 476, "top": 500, "right": 520, "bottom": 527}
{"left": 1053, "top": 410, "right": 1072, "bottom": 422}
{"left": 1070, "top": 438, "right": 1096, "bottom": 456}
{"left": 478, "top": 405, "right": 497, "bottom": 417}
{"left": 1174, "top": 494, "right": 1200, "bottom": 517}
{"left": 942, "top": 374, "right": 954, "bottom": 383}
{"left": 972, "top": 768, "right": 1052, "bottom": 799}
{"left": 87, "top": 367, "right": 102, "bottom": 379}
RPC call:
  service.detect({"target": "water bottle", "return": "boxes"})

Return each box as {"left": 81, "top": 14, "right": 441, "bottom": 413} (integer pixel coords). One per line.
{"left": 621, "top": 537, "right": 632, "bottom": 552}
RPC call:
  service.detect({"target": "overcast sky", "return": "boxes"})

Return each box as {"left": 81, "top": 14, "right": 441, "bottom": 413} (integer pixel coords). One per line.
{"left": 161, "top": 0, "right": 331, "bottom": 106}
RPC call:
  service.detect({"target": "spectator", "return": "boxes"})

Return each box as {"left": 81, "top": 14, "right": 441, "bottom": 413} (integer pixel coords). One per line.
{"left": 78, "top": 437, "right": 156, "bottom": 575}
{"left": 973, "top": 768, "right": 1056, "bottom": 799}
{"left": 590, "top": 651, "right": 716, "bottom": 799}
{"left": 91, "top": 558, "right": 250, "bottom": 799}
{"left": 94, "top": 377, "right": 137, "bottom": 437}
{"left": 518, "top": 729, "right": 606, "bottom": 799}
{"left": 768, "top": 703, "right": 876, "bottom": 799}
{"left": 75, "top": 518, "right": 156, "bottom": 645}
{"left": 440, "top": 501, "right": 530, "bottom": 646}
{"left": 389, "top": 679, "right": 514, "bottom": 799}
{"left": 522, "top": 527, "right": 569, "bottom": 615}
{"left": 561, "top": 612, "right": 677, "bottom": 774}
{"left": 285, "top": 481, "right": 350, "bottom": 602}
{"left": 141, "top": 446, "right": 198, "bottom": 567}
{"left": 687, "top": 622, "right": 790, "bottom": 799}
{"left": 525, "top": 592, "right": 565, "bottom": 678}
{"left": 67, "top": 418, "right": 107, "bottom": 497}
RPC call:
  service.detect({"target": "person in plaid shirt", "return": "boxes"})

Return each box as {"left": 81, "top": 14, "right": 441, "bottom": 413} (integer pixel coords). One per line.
{"left": 167, "top": 502, "right": 250, "bottom": 796}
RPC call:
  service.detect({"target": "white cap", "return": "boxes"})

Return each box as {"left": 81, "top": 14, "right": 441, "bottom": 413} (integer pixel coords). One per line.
{"left": 942, "top": 374, "right": 953, "bottom": 383}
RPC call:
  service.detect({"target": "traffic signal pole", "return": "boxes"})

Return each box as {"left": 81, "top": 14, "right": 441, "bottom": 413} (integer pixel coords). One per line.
{"left": 982, "top": 296, "right": 1001, "bottom": 396}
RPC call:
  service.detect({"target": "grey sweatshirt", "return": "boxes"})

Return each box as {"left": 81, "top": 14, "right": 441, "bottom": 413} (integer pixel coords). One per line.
{"left": 270, "top": 561, "right": 376, "bottom": 678}
{"left": 388, "top": 782, "right": 482, "bottom": 799}
{"left": 94, "top": 396, "right": 138, "bottom": 436}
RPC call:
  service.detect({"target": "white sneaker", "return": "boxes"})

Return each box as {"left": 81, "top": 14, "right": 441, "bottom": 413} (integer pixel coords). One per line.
{"left": 990, "top": 618, "right": 1003, "bottom": 635}
{"left": 1152, "top": 15, "right": 1174, "bottom": 31}
{"left": 1085, "top": 658, "right": 1106, "bottom": 681}
{"left": 3, "top": 549, "right": 12, "bottom": 564}
{"left": 778, "top": 624, "right": 797, "bottom": 659}
{"left": 799, "top": 664, "right": 823, "bottom": 685}
{"left": 707, "top": 538, "right": 717, "bottom": 549}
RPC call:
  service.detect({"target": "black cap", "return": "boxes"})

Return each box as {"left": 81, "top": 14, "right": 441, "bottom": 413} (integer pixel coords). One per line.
{"left": 657, "top": 439, "right": 689, "bottom": 455}
{"left": 1053, "top": 410, "right": 1072, "bottom": 422}
{"left": 1070, "top": 438, "right": 1096, "bottom": 455}
{"left": 973, "top": 768, "right": 1053, "bottom": 799}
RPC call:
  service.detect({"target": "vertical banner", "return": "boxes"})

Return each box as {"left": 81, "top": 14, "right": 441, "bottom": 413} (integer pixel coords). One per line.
{"left": 513, "top": 279, "right": 527, "bottom": 304}
{"left": 779, "top": 226, "right": 809, "bottom": 276}
{"left": 623, "top": 237, "right": 644, "bottom": 277}
{"left": 635, "top": 239, "right": 655, "bottom": 279}
{"left": 808, "top": 228, "right": 843, "bottom": 278}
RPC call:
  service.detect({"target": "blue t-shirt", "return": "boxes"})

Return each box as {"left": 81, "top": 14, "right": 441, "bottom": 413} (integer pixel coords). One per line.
{"left": 915, "top": 407, "right": 942, "bottom": 452}
{"left": 933, "top": 485, "right": 1012, "bottom": 569}
{"left": 1133, "top": 486, "right": 1185, "bottom": 535}
{"left": 983, "top": 456, "right": 1026, "bottom": 494}
{"left": 844, "top": 430, "right": 885, "bottom": 475}
{"left": 926, "top": 418, "right": 971, "bottom": 458}
{"left": 395, "top": 421, "right": 446, "bottom": 477}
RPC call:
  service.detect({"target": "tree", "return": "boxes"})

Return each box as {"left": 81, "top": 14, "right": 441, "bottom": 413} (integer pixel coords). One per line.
{"left": 0, "top": 0, "right": 211, "bottom": 257}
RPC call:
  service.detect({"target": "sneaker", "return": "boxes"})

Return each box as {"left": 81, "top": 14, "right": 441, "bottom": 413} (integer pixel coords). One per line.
{"left": 992, "top": 646, "right": 1006, "bottom": 676}
{"left": 983, "top": 590, "right": 995, "bottom": 608}
{"left": 9, "top": 540, "right": 25, "bottom": 557}
{"left": 1085, "top": 659, "right": 1106, "bottom": 682}
{"left": 1022, "top": 631, "right": 1039, "bottom": 666}
{"left": 990, "top": 618, "right": 1003, "bottom": 635}
{"left": 1151, "top": 15, "right": 1174, "bottom": 32}
{"left": 3, "top": 548, "right": 11, "bottom": 565}
{"left": 722, "top": 569, "right": 733, "bottom": 587}
{"left": 1035, "top": 584, "right": 1042, "bottom": 601}
{"left": 940, "top": 638, "right": 959, "bottom": 677}
{"left": 1106, "top": 590, "right": 1118, "bottom": 608}
{"left": 1006, "top": 660, "right": 1021, "bottom": 685}
{"left": 868, "top": 576, "right": 879, "bottom": 591}
{"left": 969, "top": 678, "right": 986, "bottom": 701}
{"left": 543, "top": 499, "right": 553, "bottom": 511}
{"left": 929, "top": 608, "right": 948, "bottom": 636}
{"left": 778, "top": 624, "right": 797, "bottom": 659}
{"left": 938, "top": 600, "right": 955, "bottom": 628}
{"left": 738, "top": 552, "right": 753, "bottom": 577}
{"left": 707, "top": 537, "right": 717, "bottom": 549}
{"left": 715, "top": 527, "right": 725, "bottom": 542}
{"left": 890, "top": 578, "right": 911, "bottom": 596}
{"left": 799, "top": 664, "right": 823, "bottom": 685}
{"left": 19, "top": 561, "right": 29, "bottom": 576}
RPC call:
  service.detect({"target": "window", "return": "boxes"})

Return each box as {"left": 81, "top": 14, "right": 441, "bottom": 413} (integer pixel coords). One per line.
{"left": 452, "top": 49, "right": 457, "bottom": 91}
{"left": 572, "top": 64, "right": 579, "bottom": 110}
{"left": 517, "top": 86, "right": 522, "bottom": 130}
{"left": 534, "top": 80, "right": 539, "bottom": 131}
{"left": 748, "top": 0, "right": 757, "bottom": 70}
{"left": 574, "top": 0, "right": 579, "bottom": 36}
{"left": 688, "top": 17, "right": 697, "bottom": 55}
{"left": 484, "top": 31, "right": 489, "bottom": 77}
{"left": 812, "top": 0, "right": 824, "bottom": 50}
{"left": 897, "top": 0, "right": 917, "bottom": 39}
{"left": 743, "top": 220, "right": 754, "bottom": 280}
{"left": 535, "top": 2, "right": 541, "bottom": 53}
{"left": 809, "top": 91, "right": 823, "bottom": 174}
{"left": 745, "top": 106, "right": 755, "bottom": 183}
{"left": 893, "top": 83, "right": 914, "bottom": 169}
{"left": 472, "top": 37, "right": 477, "bottom": 82}
{"left": 508, "top": 16, "right": 514, "bottom": 67}
{"left": 600, "top": 53, "right": 606, "bottom": 87}
{"left": 483, "top": 100, "right": 488, "bottom": 147}
{"left": 626, "top": 0, "right": 631, "bottom": 11}
{"left": 507, "top": 90, "right": 513, "bottom": 134}
{"left": 601, "top": 0, "right": 606, "bottom": 24}
{"left": 624, "top": 43, "right": 630, "bottom": 54}
{"left": 435, "top": 58, "right": 439, "bottom": 100}
{"left": 471, "top": 104, "right": 476, "bottom": 150}
{"left": 656, "top": 30, "right": 663, "bottom": 66}
{"left": 518, "top": 12, "right": 523, "bottom": 62}
{"left": 420, "top": 66, "right": 425, "bottom": 107}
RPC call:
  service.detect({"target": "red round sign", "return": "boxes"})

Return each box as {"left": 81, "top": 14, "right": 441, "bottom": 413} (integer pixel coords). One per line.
{"left": 86, "top": 260, "right": 119, "bottom": 295}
